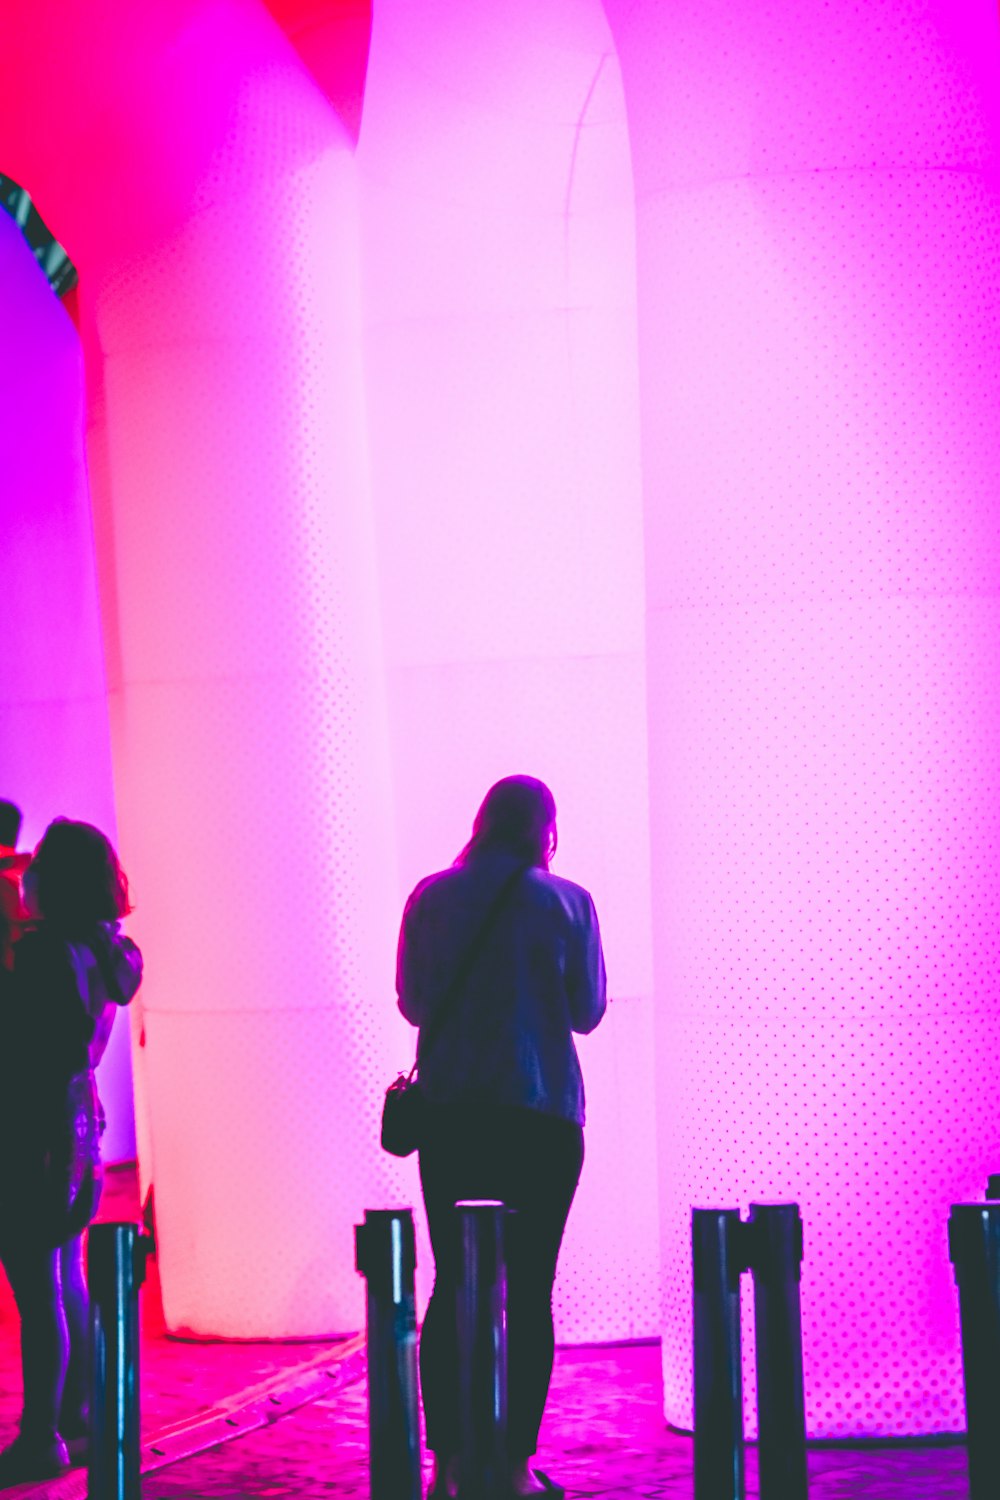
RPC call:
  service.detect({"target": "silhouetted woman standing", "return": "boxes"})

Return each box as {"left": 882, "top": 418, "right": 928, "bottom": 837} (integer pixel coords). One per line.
{"left": 0, "top": 819, "right": 142, "bottom": 1486}
{"left": 397, "top": 776, "right": 606, "bottom": 1500}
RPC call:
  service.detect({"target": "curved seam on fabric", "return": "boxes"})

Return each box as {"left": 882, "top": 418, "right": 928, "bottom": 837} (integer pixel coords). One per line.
{"left": 563, "top": 50, "right": 613, "bottom": 228}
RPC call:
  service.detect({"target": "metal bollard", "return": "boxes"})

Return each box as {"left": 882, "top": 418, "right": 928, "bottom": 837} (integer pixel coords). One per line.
{"left": 747, "top": 1203, "right": 807, "bottom": 1500}
{"left": 355, "top": 1208, "right": 421, "bottom": 1500}
{"left": 693, "top": 1208, "right": 747, "bottom": 1500}
{"left": 949, "top": 1203, "right": 1000, "bottom": 1500}
{"left": 455, "top": 1201, "right": 508, "bottom": 1500}
{"left": 88, "top": 1221, "right": 152, "bottom": 1500}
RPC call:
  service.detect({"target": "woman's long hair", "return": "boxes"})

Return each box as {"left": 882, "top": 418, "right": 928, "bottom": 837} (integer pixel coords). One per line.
{"left": 457, "top": 775, "right": 557, "bottom": 869}
{"left": 27, "top": 819, "right": 131, "bottom": 931}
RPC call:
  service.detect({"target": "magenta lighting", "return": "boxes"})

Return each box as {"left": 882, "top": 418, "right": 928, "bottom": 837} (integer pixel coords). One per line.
{"left": 3, "top": 0, "right": 999, "bottom": 1441}
{"left": 602, "top": 0, "right": 1000, "bottom": 1439}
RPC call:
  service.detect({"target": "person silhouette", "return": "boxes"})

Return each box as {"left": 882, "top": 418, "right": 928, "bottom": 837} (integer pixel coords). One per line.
{"left": 0, "top": 819, "right": 143, "bottom": 1485}
{"left": 397, "top": 776, "right": 607, "bottom": 1500}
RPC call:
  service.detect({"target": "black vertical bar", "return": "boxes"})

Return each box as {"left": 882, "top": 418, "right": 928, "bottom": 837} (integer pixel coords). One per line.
{"left": 354, "top": 1209, "right": 421, "bottom": 1500}
{"left": 693, "top": 1207, "right": 745, "bottom": 1500}
{"left": 88, "top": 1222, "right": 148, "bottom": 1500}
{"left": 747, "top": 1203, "right": 808, "bottom": 1500}
{"left": 984, "top": 1176, "right": 1000, "bottom": 1201}
{"left": 949, "top": 1203, "right": 1000, "bottom": 1500}
{"left": 455, "top": 1200, "right": 508, "bottom": 1500}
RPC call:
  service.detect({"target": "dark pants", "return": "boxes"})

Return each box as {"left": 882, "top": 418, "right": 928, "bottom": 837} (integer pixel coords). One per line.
{"left": 418, "top": 1104, "right": 584, "bottom": 1461}
{"left": 0, "top": 1168, "right": 101, "bottom": 1443}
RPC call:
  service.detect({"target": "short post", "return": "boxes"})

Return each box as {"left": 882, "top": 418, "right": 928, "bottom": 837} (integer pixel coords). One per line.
{"left": 88, "top": 1221, "right": 151, "bottom": 1500}
{"left": 693, "top": 1208, "right": 747, "bottom": 1500}
{"left": 949, "top": 1203, "right": 1000, "bottom": 1500}
{"left": 747, "top": 1203, "right": 807, "bottom": 1500}
{"left": 455, "top": 1201, "right": 508, "bottom": 1500}
{"left": 354, "top": 1208, "right": 421, "bottom": 1500}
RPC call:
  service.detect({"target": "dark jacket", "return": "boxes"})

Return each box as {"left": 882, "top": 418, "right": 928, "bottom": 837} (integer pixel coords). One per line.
{"left": 0, "top": 921, "right": 142, "bottom": 1245}
{"left": 397, "top": 852, "right": 606, "bottom": 1124}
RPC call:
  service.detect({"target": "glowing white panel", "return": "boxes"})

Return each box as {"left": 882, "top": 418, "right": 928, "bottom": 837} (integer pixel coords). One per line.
{"left": 0, "top": 212, "right": 133, "bottom": 1163}
{"left": 603, "top": 0, "right": 1000, "bottom": 1436}
{"left": 2, "top": 1, "right": 407, "bottom": 1336}
{"left": 358, "top": 0, "right": 657, "bottom": 1340}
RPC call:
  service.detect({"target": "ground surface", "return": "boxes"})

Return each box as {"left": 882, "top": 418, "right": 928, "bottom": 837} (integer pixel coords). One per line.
{"left": 0, "top": 1166, "right": 973, "bottom": 1498}
{"left": 143, "top": 1344, "right": 971, "bottom": 1500}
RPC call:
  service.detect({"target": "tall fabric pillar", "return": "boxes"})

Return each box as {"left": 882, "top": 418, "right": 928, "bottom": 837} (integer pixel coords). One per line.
{"left": 602, "top": 0, "right": 1000, "bottom": 1435}
{"left": 357, "top": 0, "right": 657, "bottom": 1339}
{"left": 1, "top": 0, "right": 404, "bottom": 1336}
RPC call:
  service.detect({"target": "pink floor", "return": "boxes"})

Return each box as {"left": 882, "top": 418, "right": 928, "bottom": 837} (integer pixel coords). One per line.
{"left": 0, "top": 1165, "right": 973, "bottom": 1498}
{"left": 0, "top": 1167, "right": 354, "bottom": 1459}
{"left": 144, "top": 1344, "right": 971, "bottom": 1500}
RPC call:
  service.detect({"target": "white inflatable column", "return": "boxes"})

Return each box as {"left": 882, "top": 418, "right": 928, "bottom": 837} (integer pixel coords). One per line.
{"left": 93, "top": 23, "right": 402, "bottom": 1338}
{"left": 357, "top": 0, "right": 658, "bottom": 1339}
{"left": 1, "top": 0, "right": 403, "bottom": 1336}
{"left": 603, "top": 0, "right": 1000, "bottom": 1435}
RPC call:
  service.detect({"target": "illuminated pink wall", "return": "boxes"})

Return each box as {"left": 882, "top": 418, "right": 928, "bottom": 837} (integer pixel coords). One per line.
{"left": 0, "top": 211, "right": 133, "bottom": 1164}
{"left": 1, "top": 1, "right": 408, "bottom": 1337}
{"left": 2, "top": 0, "right": 659, "bottom": 1346}
{"left": 604, "top": 0, "right": 1000, "bottom": 1437}
{"left": 5, "top": 0, "right": 1000, "bottom": 1416}
{"left": 356, "top": 0, "right": 657, "bottom": 1341}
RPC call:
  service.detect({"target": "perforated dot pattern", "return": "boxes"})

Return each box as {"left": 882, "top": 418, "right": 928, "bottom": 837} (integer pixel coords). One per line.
{"left": 604, "top": 0, "right": 1000, "bottom": 1437}
{"left": 87, "top": 23, "right": 406, "bottom": 1336}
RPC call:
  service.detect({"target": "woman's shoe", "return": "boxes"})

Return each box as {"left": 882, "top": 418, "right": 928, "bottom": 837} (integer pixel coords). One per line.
{"left": 427, "top": 1453, "right": 460, "bottom": 1498}
{"left": 509, "top": 1465, "right": 566, "bottom": 1499}
{"left": 0, "top": 1432, "right": 71, "bottom": 1488}
{"left": 63, "top": 1433, "right": 89, "bottom": 1465}
{"left": 531, "top": 1470, "right": 565, "bottom": 1499}
{"left": 58, "top": 1411, "right": 90, "bottom": 1466}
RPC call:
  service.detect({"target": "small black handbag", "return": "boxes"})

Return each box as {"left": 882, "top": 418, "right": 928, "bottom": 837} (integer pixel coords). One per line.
{"left": 381, "top": 864, "right": 525, "bottom": 1158}
{"left": 380, "top": 1063, "right": 427, "bottom": 1158}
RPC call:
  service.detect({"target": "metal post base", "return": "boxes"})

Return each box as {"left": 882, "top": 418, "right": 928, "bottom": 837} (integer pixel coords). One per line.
{"left": 693, "top": 1207, "right": 747, "bottom": 1500}
{"left": 355, "top": 1208, "right": 421, "bottom": 1500}
{"left": 747, "top": 1203, "right": 807, "bottom": 1500}
{"left": 455, "top": 1200, "right": 509, "bottom": 1500}
{"left": 949, "top": 1203, "right": 1000, "bottom": 1500}
{"left": 88, "top": 1221, "right": 152, "bottom": 1500}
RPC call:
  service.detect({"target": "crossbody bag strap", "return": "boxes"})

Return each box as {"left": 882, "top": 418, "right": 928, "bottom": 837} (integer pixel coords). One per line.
{"left": 409, "top": 863, "right": 526, "bottom": 1081}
